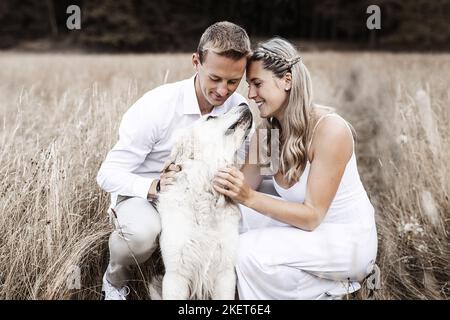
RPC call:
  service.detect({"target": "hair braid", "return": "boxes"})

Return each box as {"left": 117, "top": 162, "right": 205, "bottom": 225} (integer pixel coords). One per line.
{"left": 253, "top": 47, "right": 302, "bottom": 72}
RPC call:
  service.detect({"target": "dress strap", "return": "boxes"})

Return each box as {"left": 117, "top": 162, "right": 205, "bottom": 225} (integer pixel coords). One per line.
{"left": 307, "top": 113, "right": 354, "bottom": 151}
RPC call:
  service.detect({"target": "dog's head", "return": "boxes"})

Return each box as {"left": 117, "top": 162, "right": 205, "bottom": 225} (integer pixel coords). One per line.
{"left": 170, "top": 103, "right": 253, "bottom": 170}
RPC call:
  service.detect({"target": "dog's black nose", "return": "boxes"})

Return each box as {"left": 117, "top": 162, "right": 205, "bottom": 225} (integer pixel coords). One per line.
{"left": 242, "top": 108, "right": 253, "bottom": 122}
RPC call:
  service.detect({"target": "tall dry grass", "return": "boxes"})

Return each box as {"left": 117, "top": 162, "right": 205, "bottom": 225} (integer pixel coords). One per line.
{"left": 0, "top": 51, "right": 448, "bottom": 299}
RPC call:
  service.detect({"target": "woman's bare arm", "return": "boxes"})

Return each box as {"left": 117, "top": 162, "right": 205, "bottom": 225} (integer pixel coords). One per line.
{"left": 240, "top": 132, "right": 263, "bottom": 190}
{"left": 215, "top": 117, "right": 353, "bottom": 231}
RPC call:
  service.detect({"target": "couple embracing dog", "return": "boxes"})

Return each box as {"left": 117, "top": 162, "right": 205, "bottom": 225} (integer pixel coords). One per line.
{"left": 97, "top": 21, "right": 378, "bottom": 300}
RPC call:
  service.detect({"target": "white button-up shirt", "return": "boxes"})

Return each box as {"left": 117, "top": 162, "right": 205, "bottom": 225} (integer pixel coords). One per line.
{"left": 97, "top": 75, "right": 248, "bottom": 209}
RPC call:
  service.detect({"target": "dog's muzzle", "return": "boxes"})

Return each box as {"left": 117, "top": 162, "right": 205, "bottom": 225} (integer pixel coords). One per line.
{"left": 226, "top": 104, "right": 253, "bottom": 134}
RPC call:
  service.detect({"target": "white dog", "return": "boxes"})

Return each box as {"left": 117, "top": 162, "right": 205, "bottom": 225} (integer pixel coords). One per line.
{"left": 152, "top": 103, "right": 252, "bottom": 300}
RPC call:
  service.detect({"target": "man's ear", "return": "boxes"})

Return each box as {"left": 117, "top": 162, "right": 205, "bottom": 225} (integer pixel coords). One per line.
{"left": 192, "top": 53, "right": 200, "bottom": 70}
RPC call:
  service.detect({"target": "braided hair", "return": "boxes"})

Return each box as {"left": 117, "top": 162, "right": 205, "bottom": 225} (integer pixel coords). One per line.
{"left": 252, "top": 47, "right": 302, "bottom": 76}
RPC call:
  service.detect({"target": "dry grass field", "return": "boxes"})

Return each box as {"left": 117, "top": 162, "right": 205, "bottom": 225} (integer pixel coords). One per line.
{"left": 0, "top": 51, "right": 448, "bottom": 299}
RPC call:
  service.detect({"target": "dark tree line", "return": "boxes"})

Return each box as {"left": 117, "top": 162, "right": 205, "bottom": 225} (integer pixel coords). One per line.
{"left": 1, "top": 0, "right": 449, "bottom": 51}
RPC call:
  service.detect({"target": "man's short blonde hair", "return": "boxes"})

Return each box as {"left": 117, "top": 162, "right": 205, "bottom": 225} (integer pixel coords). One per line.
{"left": 197, "top": 21, "right": 251, "bottom": 63}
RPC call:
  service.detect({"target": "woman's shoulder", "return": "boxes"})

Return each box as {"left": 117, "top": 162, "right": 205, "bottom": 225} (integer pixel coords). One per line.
{"left": 316, "top": 115, "right": 351, "bottom": 138}
{"left": 310, "top": 109, "right": 353, "bottom": 161}
{"left": 311, "top": 104, "right": 351, "bottom": 137}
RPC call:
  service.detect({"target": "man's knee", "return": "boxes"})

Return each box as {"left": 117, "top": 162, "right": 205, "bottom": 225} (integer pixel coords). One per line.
{"left": 127, "top": 227, "right": 160, "bottom": 257}
{"left": 113, "top": 197, "right": 161, "bottom": 257}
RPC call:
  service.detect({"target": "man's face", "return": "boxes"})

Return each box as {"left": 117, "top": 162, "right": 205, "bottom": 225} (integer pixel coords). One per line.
{"left": 193, "top": 51, "right": 247, "bottom": 107}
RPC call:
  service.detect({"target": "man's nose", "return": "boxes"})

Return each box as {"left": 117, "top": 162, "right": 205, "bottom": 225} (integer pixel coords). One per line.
{"left": 216, "top": 84, "right": 228, "bottom": 96}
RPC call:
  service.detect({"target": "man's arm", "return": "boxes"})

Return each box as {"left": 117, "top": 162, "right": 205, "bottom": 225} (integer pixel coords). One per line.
{"left": 96, "top": 97, "right": 159, "bottom": 200}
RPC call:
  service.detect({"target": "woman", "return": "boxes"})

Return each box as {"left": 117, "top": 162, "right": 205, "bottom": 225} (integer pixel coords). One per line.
{"left": 213, "top": 38, "right": 378, "bottom": 300}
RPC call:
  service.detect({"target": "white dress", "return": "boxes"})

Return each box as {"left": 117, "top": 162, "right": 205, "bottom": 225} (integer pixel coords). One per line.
{"left": 236, "top": 114, "right": 378, "bottom": 300}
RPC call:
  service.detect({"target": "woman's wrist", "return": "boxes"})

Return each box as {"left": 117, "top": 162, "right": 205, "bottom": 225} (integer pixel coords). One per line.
{"left": 243, "top": 189, "right": 258, "bottom": 208}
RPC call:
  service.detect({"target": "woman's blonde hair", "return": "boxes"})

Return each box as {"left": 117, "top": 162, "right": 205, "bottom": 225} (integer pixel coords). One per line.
{"left": 250, "top": 38, "right": 319, "bottom": 184}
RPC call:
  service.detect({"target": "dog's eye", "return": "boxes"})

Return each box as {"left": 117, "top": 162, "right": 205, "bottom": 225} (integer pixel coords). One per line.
{"left": 206, "top": 115, "right": 217, "bottom": 121}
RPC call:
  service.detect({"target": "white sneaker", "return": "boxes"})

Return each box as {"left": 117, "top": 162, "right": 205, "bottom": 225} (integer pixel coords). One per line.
{"left": 102, "top": 273, "right": 130, "bottom": 300}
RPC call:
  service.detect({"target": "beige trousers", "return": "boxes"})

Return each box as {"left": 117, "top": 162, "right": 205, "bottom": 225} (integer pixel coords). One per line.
{"left": 106, "top": 196, "right": 161, "bottom": 288}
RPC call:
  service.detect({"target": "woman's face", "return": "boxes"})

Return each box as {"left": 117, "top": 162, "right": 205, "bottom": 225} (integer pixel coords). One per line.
{"left": 246, "top": 60, "right": 291, "bottom": 120}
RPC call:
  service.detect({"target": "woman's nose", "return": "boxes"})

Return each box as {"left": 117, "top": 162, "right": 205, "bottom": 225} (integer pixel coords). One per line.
{"left": 248, "top": 86, "right": 257, "bottom": 99}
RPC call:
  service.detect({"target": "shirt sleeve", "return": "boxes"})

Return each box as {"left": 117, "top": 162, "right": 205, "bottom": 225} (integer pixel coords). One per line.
{"left": 96, "top": 96, "right": 158, "bottom": 199}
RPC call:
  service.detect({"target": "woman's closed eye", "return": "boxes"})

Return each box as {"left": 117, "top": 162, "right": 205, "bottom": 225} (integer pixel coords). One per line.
{"left": 248, "top": 80, "right": 262, "bottom": 88}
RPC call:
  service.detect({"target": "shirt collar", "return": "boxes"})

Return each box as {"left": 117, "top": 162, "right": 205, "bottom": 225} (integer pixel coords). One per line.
{"left": 183, "top": 74, "right": 200, "bottom": 115}
{"left": 183, "top": 74, "right": 228, "bottom": 117}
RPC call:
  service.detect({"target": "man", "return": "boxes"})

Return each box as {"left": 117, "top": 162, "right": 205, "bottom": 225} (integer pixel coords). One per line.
{"left": 96, "top": 21, "right": 251, "bottom": 300}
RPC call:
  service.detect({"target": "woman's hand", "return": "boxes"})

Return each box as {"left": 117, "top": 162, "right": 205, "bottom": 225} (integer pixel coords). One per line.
{"left": 213, "top": 166, "right": 255, "bottom": 206}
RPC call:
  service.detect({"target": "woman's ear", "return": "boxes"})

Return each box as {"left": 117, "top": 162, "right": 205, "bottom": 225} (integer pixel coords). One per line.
{"left": 284, "top": 72, "right": 292, "bottom": 91}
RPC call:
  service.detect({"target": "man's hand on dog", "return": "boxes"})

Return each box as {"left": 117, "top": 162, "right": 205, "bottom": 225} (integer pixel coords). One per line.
{"left": 213, "top": 166, "right": 254, "bottom": 206}
{"left": 160, "top": 161, "right": 181, "bottom": 192}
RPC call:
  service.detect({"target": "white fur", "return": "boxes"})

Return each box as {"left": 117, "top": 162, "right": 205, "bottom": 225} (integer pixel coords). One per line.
{"left": 154, "top": 104, "right": 252, "bottom": 300}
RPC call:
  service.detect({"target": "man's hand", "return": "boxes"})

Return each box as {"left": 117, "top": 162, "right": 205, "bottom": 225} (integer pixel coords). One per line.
{"left": 160, "top": 161, "right": 181, "bottom": 192}
{"left": 147, "top": 161, "right": 182, "bottom": 199}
